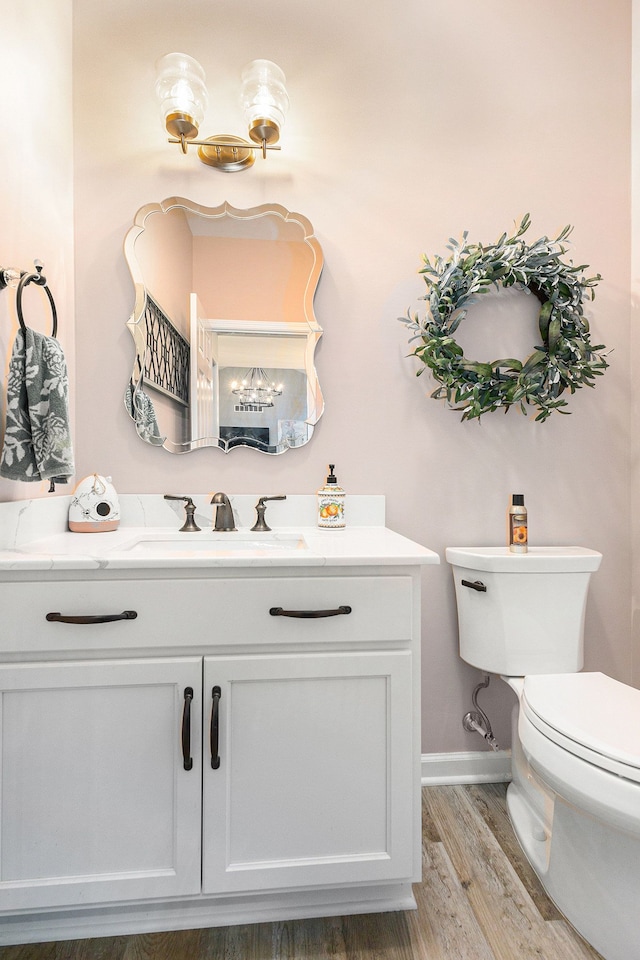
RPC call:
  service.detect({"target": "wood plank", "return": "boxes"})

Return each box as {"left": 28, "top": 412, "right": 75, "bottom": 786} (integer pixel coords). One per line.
{"left": 198, "top": 917, "right": 348, "bottom": 960}
{"left": 198, "top": 922, "right": 271, "bottom": 960}
{"left": 424, "top": 785, "right": 602, "bottom": 960}
{"left": 406, "top": 832, "right": 495, "bottom": 960}
{"left": 340, "top": 911, "right": 413, "bottom": 960}
{"left": 203, "top": 921, "right": 286, "bottom": 960}
{"left": 288, "top": 916, "right": 346, "bottom": 960}
{"left": 548, "top": 921, "right": 605, "bottom": 960}
{"left": 121, "top": 928, "right": 204, "bottom": 960}
{"left": 420, "top": 788, "right": 441, "bottom": 844}
{"left": 0, "top": 944, "right": 56, "bottom": 960}
{"left": 467, "top": 781, "right": 564, "bottom": 921}
{"left": 467, "top": 785, "right": 604, "bottom": 959}
{"left": 0, "top": 942, "right": 104, "bottom": 960}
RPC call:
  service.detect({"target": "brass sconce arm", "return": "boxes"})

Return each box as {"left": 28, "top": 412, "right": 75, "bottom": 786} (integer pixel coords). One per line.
{"left": 168, "top": 135, "right": 281, "bottom": 159}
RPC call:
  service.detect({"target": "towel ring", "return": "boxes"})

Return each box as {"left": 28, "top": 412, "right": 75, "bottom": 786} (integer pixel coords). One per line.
{"left": 16, "top": 263, "right": 57, "bottom": 338}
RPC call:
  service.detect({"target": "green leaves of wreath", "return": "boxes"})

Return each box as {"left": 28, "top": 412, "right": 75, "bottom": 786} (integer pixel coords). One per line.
{"left": 401, "top": 215, "right": 609, "bottom": 422}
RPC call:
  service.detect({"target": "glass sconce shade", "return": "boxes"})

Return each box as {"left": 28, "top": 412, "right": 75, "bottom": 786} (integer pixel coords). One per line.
{"left": 155, "top": 52, "right": 209, "bottom": 140}
{"left": 153, "top": 53, "right": 289, "bottom": 169}
{"left": 240, "top": 59, "right": 289, "bottom": 144}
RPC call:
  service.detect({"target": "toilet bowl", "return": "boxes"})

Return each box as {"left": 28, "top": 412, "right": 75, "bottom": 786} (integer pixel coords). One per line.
{"left": 446, "top": 546, "right": 640, "bottom": 960}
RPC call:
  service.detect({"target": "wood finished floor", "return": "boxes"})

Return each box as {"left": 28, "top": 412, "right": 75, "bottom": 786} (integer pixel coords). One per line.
{"left": 0, "top": 784, "right": 603, "bottom": 960}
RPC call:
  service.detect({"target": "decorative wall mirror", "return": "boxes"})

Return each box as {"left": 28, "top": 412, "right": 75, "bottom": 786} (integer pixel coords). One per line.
{"left": 124, "top": 198, "right": 324, "bottom": 453}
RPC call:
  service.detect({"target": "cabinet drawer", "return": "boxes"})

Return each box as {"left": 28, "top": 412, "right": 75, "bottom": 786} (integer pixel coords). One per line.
{"left": 0, "top": 576, "right": 414, "bottom": 655}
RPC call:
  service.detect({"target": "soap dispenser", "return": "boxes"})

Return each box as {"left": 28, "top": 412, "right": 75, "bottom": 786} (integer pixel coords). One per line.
{"left": 317, "top": 464, "right": 346, "bottom": 529}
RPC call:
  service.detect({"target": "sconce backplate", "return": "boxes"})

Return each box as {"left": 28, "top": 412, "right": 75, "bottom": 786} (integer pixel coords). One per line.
{"left": 197, "top": 135, "right": 255, "bottom": 172}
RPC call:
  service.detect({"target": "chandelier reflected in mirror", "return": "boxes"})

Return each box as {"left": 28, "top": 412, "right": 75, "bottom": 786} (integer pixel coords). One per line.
{"left": 231, "top": 367, "right": 284, "bottom": 411}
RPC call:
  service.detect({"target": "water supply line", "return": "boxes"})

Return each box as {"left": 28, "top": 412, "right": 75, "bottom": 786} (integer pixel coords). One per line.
{"left": 463, "top": 673, "right": 500, "bottom": 751}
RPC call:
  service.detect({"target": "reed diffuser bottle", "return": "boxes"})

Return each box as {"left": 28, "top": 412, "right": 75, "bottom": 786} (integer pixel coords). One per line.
{"left": 508, "top": 494, "right": 528, "bottom": 553}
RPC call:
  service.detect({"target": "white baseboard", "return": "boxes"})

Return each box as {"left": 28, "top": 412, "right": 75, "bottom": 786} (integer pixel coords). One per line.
{"left": 421, "top": 750, "right": 512, "bottom": 785}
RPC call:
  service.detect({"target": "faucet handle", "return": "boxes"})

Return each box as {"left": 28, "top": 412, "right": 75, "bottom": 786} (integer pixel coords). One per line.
{"left": 251, "top": 495, "right": 286, "bottom": 532}
{"left": 164, "top": 494, "right": 201, "bottom": 532}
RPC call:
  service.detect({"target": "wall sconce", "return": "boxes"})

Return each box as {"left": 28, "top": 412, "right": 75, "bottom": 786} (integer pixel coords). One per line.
{"left": 155, "top": 53, "right": 289, "bottom": 172}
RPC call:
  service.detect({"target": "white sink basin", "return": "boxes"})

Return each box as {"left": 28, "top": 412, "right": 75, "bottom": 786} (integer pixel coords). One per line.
{"left": 116, "top": 531, "right": 308, "bottom": 558}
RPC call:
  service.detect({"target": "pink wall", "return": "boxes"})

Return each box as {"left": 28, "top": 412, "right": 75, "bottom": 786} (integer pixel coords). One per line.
{"left": 631, "top": 0, "right": 640, "bottom": 690}
{"left": 0, "top": 0, "right": 75, "bottom": 503}
{"left": 71, "top": 0, "right": 632, "bottom": 752}
{"left": 2, "top": 0, "right": 630, "bottom": 754}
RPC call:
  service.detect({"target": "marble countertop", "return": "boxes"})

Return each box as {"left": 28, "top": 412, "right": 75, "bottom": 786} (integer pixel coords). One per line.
{"left": 0, "top": 526, "right": 439, "bottom": 571}
{"left": 0, "top": 495, "right": 439, "bottom": 572}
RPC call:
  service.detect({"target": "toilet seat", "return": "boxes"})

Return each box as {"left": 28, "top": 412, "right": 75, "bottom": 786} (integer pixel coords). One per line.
{"left": 522, "top": 672, "right": 640, "bottom": 784}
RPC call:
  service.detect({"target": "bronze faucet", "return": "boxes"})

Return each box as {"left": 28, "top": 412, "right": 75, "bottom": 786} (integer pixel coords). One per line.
{"left": 210, "top": 492, "right": 236, "bottom": 531}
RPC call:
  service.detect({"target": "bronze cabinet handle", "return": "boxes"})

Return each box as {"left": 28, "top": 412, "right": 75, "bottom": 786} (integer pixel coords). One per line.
{"left": 182, "top": 687, "right": 194, "bottom": 771}
{"left": 46, "top": 610, "right": 138, "bottom": 624}
{"left": 269, "top": 605, "right": 352, "bottom": 619}
{"left": 210, "top": 686, "right": 221, "bottom": 770}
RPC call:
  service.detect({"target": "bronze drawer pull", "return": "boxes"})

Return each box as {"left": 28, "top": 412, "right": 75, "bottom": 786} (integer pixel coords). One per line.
{"left": 182, "top": 687, "right": 194, "bottom": 771}
{"left": 210, "top": 686, "right": 221, "bottom": 770}
{"left": 269, "top": 605, "right": 352, "bottom": 619}
{"left": 46, "top": 610, "right": 138, "bottom": 624}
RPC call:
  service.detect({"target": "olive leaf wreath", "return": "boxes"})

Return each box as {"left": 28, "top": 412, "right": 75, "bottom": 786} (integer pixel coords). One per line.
{"left": 400, "top": 215, "right": 609, "bottom": 422}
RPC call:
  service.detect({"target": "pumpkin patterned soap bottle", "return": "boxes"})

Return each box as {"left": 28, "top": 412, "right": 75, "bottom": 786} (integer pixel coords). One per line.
{"left": 317, "top": 464, "right": 346, "bottom": 529}
{"left": 508, "top": 494, "right": 528, "bottom": 553}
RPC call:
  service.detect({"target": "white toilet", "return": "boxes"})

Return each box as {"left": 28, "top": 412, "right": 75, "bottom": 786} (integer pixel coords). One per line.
{"left": 446, "top": 546, "right": 640, "bottom": 960}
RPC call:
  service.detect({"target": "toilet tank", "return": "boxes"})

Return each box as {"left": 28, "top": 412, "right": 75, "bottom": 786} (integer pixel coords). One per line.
{"left": 445, "top": 547, "right": 602, "bottom": 676}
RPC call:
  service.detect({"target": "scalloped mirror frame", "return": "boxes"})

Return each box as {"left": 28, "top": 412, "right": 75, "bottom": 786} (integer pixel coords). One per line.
{"left": 123, "top": 198, "right": 324, "bottom": 454}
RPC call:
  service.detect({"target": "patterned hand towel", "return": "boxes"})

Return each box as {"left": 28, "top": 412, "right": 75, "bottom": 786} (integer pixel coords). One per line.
{"left": 0, "top": 328, "right": 75, "bottom": 483}
{"left": 124, "top": 375, "right": 166, "bottom": 446}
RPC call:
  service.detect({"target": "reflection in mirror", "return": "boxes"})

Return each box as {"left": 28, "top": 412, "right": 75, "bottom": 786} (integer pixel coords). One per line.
{"left": 124, "top": 198, "right": 324, "bottom": 454}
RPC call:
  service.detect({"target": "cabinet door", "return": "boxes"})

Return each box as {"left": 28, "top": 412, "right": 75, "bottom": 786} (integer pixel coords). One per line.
{"left": 0, "top": 657, "right": 202, "bottom": 911}
{"left": 202, "top": 650, "right": 414, "bottom": 893}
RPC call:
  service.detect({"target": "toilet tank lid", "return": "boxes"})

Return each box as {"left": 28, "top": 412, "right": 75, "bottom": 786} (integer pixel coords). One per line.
{"left": 523, "top": 673, "right": 640, "bottom": 776}
{"left": 445, "top": 546, "right": 602, "bottom": 573}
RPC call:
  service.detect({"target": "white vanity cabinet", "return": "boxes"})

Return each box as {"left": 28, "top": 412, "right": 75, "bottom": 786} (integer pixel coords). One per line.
{"left": 202, "top": 648, "right": 414, "bottom": 894}
{"left": 0, "top": 656, "right": 203, "bottom": 911}
{"left": 0, "top": 564, "right": 427, "bottom": 944}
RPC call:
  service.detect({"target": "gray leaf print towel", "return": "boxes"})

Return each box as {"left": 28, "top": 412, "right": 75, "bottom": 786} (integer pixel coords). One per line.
{"left": 124, "top": 376, "right": 166, "bottom": 446}
{"left": 0, "top": 328, "right": 75, "bottom": 483}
